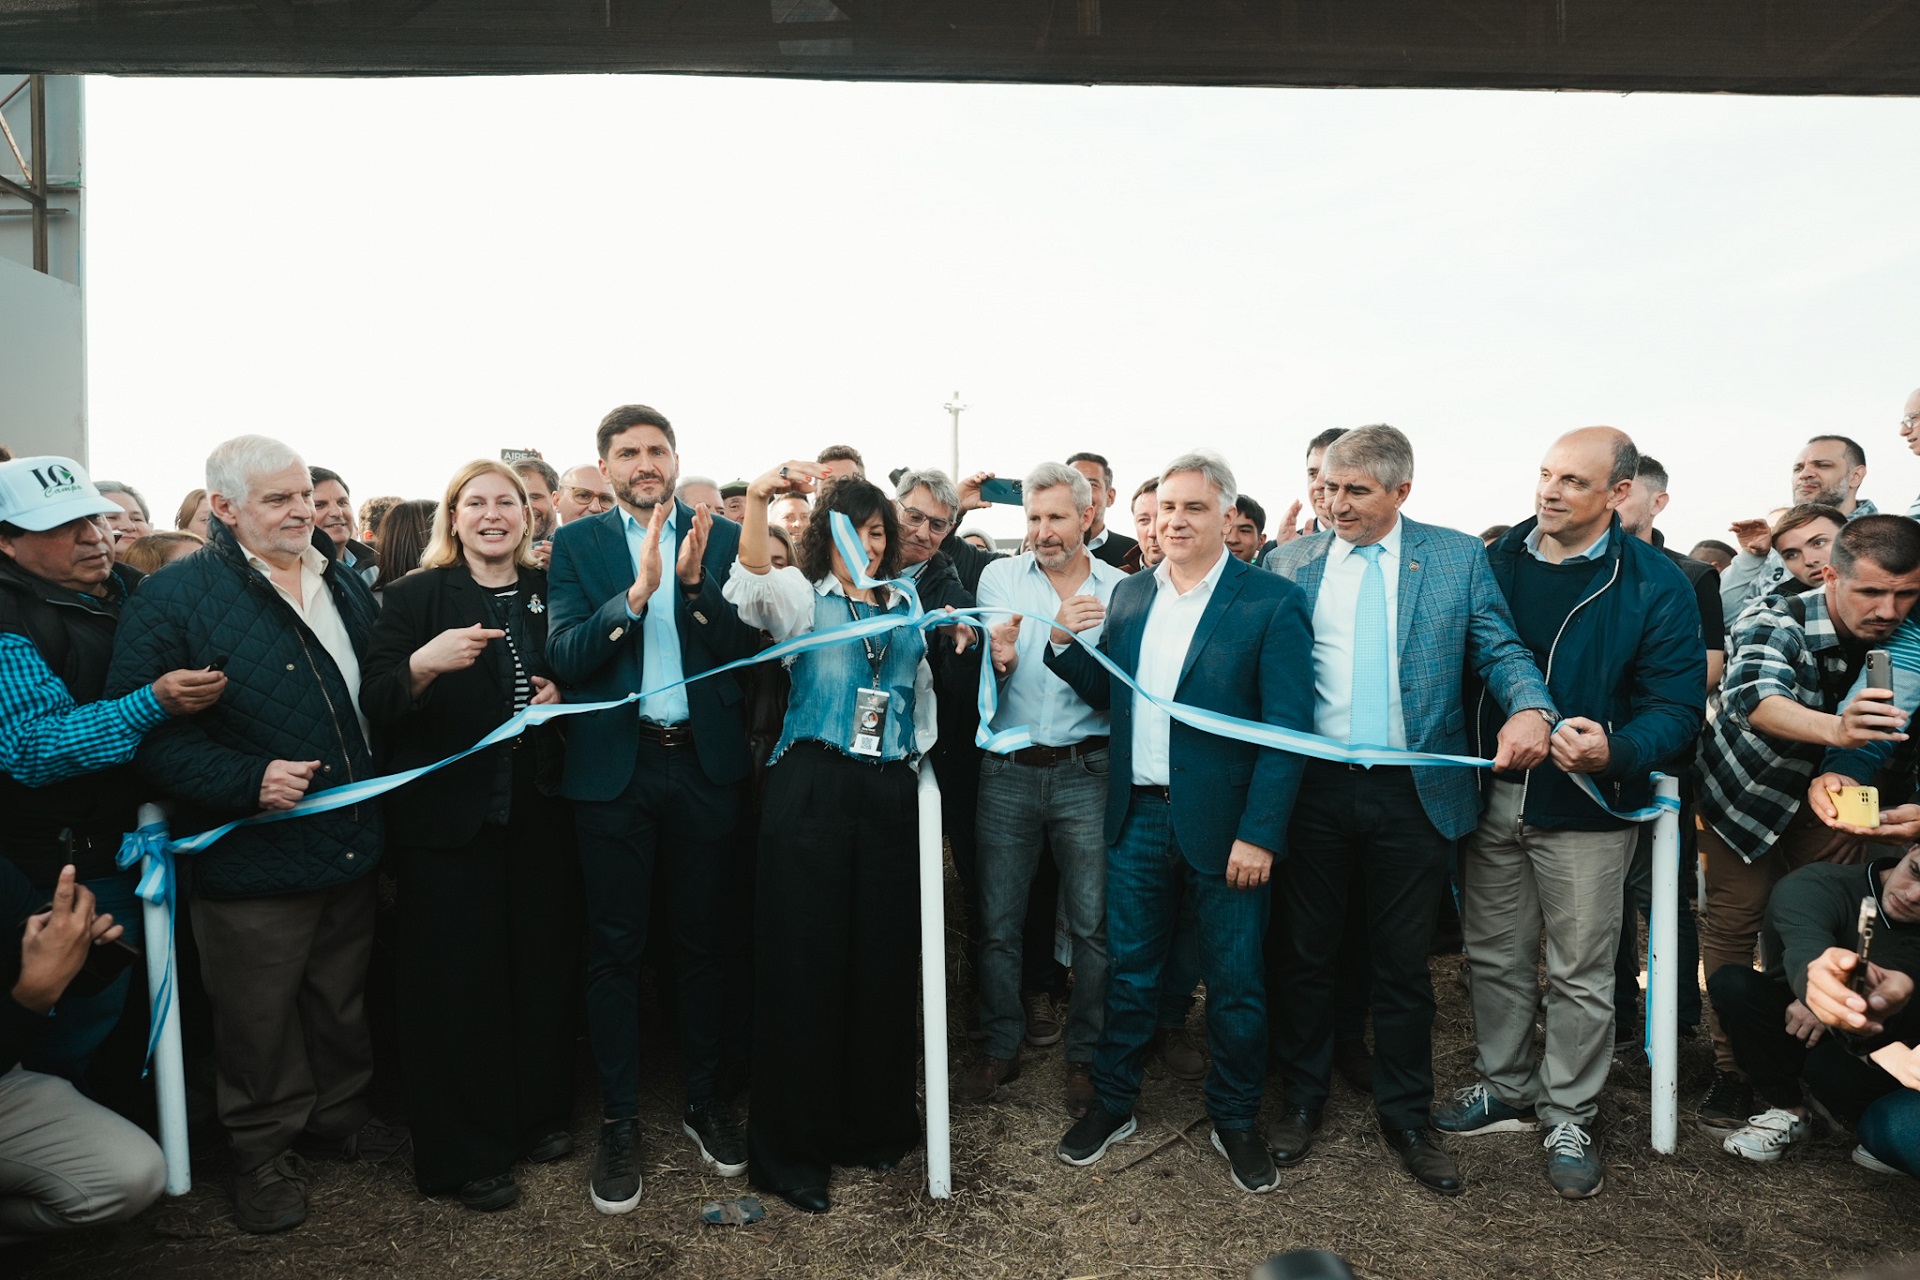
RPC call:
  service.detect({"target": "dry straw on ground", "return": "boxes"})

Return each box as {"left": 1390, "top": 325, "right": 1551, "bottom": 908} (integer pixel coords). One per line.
{"left": 19, "top": 916, "right": 1920, "bottom": 1280}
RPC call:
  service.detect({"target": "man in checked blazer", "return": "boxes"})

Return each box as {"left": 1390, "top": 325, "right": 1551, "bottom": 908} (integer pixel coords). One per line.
{"left": 1264, "top": 424, "right": 1556, "bottom": 1195}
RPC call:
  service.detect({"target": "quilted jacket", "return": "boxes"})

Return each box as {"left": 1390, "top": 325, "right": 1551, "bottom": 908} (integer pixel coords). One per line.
{"left": 105, "top": 517, "right": 383, "bottom": 900}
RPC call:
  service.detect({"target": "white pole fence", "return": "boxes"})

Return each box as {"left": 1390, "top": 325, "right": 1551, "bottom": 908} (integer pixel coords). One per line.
{"left": 917, "top": 765, "right": 952, "bottom": 1199}
{"left": 136, "top": 802, "right": 192, "bottom": 1195}
{"left": 1646, "top": 774, "right": 1682, "bottom": 1155}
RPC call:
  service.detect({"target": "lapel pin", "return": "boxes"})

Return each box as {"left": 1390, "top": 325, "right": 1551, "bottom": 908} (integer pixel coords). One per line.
{"left": 609, "top": 626, "right": 624, "bottom": 642}
{"left": 693, "top": 610, "right": 708, "bottom": 625}
{"left": 1408, "top": 560, "right": 1420, "bottom": 571}
{"left": 526, "top": 593, "right": 545, "bottom": 614}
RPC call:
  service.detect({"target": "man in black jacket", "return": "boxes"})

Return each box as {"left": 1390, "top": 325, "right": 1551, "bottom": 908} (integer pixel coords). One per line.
{"left": 108, "top": 434, "right": 407, "bottom": 1235}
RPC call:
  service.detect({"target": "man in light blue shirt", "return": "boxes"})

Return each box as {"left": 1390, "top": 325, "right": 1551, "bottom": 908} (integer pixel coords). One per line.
{"left": 957, "top": 463, "right": 1125, "bottom": 1119}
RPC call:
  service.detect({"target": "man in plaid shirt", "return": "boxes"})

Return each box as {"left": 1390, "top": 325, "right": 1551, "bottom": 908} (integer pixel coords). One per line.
{"left": 1693, "top": 514, "right": 1920, "bottom": 1130}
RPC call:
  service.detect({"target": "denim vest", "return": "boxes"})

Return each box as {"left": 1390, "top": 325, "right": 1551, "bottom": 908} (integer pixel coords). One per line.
{"left": 770, "top": 587, "right": 926, "bottom": 765}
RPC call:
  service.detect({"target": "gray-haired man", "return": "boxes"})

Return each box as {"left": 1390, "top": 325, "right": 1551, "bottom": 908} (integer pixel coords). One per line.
{"left": 959, "top": 463, "right": 1127, "bottom": 1117}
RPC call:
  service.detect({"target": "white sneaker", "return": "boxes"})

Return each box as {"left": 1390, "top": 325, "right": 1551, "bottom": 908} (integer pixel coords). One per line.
{"left": 1721, "top": 1108, "right": 1809, "bottom": 1162}
{"left": 1853, "top": 1144, "right": 1902, "bottom": 1176}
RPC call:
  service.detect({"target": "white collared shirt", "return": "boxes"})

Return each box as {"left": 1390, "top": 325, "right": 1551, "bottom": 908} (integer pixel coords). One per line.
{"left": 1309, "top": 518, "right": 1408, "bottom": 749}
{"left": 722, "top": 563, "right": 938, "bottom": 759}
{"left": 1130, "top": 545, "right": 1231, "bottom": 786}
{"left": 244, "top": 542, "right": 370, "bottom": 745}
{"left": 977, "top": 550, "right": 1124, "bottom": 747}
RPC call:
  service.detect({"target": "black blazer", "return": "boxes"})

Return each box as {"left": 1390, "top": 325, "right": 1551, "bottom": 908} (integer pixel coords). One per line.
{"left": 361, "top": 562, "right": 559, "bottom": 848}
{"left": 544, "top": 502, "right": 762, "bottom": 799}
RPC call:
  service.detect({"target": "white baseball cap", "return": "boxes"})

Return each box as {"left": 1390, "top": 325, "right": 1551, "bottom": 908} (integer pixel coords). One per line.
{"left": 0, "top": 456, "right": 123, "bottom": 532}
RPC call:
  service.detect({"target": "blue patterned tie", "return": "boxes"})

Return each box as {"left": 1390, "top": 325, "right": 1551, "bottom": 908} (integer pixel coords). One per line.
{"left": 1350, "top": 542, "right": 1391, "bottom": 746}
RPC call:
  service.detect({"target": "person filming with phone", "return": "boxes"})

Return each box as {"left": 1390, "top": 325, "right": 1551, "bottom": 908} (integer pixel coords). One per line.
{"left": 1707, "top": 846, "right": 1920, "bottom": 1169}
{"left": 1692, "top": 516, "right": 1920, "bottom": 1133}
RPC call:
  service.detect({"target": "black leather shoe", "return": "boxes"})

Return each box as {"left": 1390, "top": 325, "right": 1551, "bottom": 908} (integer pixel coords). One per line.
{"left": 1382, "top": 1126, "right": 1463, "bottom": 1196}
{"left": 778, "top": 1186, "right": 831, "bottom": 1214}
{"left": 1265, "top": 1105, "right": 1323, "bottom": 1167}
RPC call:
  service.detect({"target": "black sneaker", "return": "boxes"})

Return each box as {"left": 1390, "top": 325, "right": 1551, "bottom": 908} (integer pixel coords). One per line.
{"left": 1056, "top": 1108, "right": 1137, "bottom": 1167}
{"left": 459, "top": 1172, "right": 522, "bottom": 1212}
{"left": 1697, "top": 1070, "right": 1753, "bottom": 1134}
{"left": 682, "top": 1100, "right": 748, "bottom": 1178}
{"left": 590, "top": 1118, "right": 643, "bottom": 1215}
{"left": 525, "top": 1130, "right": 574, "bottom": 1164}
{"left": 1212, "top": 1125, "right": 1280, "bottom": 1194}
{"left": 231, "top": 1151, "right": 312, "bottom": 1235}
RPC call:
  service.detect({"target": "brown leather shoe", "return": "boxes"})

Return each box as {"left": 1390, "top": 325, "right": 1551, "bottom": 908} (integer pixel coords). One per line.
{"left": 957, "top": 1054, "right": 1020, "bottom": 1103}
{"left": 231, "top": 1151, "right": 312, "bottom": 1234}
{"left": 1150, "top": 1026, "right": 1208, "bottom": 1082}
{"left": 1065, "top": 1062, "right": 1097, "bottom": 1118}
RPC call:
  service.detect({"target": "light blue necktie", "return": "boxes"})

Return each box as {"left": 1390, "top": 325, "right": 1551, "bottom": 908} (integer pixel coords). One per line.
{"left": 1350, "top": 542, "right": 1391, "bottom": 746}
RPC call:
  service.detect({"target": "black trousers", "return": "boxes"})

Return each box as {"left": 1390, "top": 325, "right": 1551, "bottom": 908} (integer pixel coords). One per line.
{"left": 394, "top": 777, "right": 582, "bottom": 1193}
{"left": 574, "top": 736, "right": 743, "bottom": 1118}
{"left": 1708, "top": 964, "right": 1912, "bottom": 1124}
{"left": 748, "top": 743, "right": 921, "bottom": 1193}
{"left": 1277, "top": 762, "right": 1448, "bottom": 1129}
{"left": 1266, "top": 861, "right": 1370, "bottom": 1061}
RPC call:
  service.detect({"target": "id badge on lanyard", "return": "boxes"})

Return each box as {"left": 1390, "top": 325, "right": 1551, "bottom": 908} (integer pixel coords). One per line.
{"left": 850, "top": 686, "right": 892, "bottom": 758}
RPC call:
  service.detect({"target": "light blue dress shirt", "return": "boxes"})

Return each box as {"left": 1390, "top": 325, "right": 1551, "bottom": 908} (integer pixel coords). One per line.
{"left": 978, "top": 551, "right": 1124, "bottom": 747}
{"left": 1525, "top": 523, "right": 1609, "bottom": 565}
{"left": 620, "top": 504, "right": 692, "bottom": 725}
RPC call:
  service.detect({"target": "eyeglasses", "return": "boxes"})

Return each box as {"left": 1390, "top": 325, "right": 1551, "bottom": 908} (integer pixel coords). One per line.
{"left": 1903, "top": 414, "right": 1920, "bottom": 430}
{"left": 568, "top": 487, "right": 615, "bottom": 509}
{"left": 898, "top": 505, "right": 954, "bottom": 536}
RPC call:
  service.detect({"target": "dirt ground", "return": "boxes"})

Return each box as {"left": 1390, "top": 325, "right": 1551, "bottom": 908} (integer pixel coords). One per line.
{"left": 16, "top": 923, "right": 1920, "bottom": 1280}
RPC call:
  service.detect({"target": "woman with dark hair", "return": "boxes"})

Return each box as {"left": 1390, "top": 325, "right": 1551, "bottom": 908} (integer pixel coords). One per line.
{"left": 359, "top": 460, "right": 580, "bottom": 1213}
{"left": 722, "top": 460, "right": 973, "bottom": 1214}
{"left": 371, "top": 498, "right": 436, "bottom": 597}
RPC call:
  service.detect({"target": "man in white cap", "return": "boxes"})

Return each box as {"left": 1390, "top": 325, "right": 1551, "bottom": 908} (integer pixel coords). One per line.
{"left": 0, "top": 454, "right": 223, "bottom": 1243}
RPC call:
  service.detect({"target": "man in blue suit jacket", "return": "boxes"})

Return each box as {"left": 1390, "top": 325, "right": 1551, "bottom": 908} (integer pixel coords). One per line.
{"left": 546, "top": 405, "right": 763, "bottom": 1215}
{"left": 1043, "top": 452, "right": 1313, "bottom": 1196}
{"left": 1265, "top": 425, "right": 1555, "bottom": 1196}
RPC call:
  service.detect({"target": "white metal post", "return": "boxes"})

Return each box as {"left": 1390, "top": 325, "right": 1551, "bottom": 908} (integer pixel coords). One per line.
{"left": 1647, "top": 775, "right": 1682, "bottom": 1154}
{"left": 917, "top": 765, "right": 952, "bottom": 1198}
{"left": 135, "top": 803, "right": 191, "bottom": 1193}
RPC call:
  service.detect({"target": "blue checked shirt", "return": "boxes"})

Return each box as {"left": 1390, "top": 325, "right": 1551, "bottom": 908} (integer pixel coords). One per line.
{"left": 0, "top": 632, "right": 167, "bottom": 787}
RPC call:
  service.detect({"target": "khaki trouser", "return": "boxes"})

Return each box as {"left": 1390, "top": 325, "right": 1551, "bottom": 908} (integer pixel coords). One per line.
{"left": 0, "top": 1065, "right": 166, "bottom": 1243}
{"left": 192, "top": 875, "right": 378, "bottom": 1172}
{"left": 1461, "top": 779, "right": 1638, "bottom": 1127}
{"left": 1698, "top": 803, "right": 1883, "bottom": 1074}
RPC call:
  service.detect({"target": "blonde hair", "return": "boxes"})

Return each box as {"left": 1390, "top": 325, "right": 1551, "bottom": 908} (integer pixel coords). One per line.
{"left": 420, "top": 459, "right": 540, "bottom": 572}
{"left": 122, "top": 530, "right": 203, "bottom": 573}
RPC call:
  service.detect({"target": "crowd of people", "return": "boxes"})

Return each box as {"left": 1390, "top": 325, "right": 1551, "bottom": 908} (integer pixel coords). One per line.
{"left": 3, "top": 392, "right": 1919, "bottom": 1247}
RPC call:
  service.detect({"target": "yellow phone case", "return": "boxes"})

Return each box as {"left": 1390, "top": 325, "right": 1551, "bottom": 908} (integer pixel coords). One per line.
{"left": 1834, "top": 786, "right": 1880, "bottom": 828}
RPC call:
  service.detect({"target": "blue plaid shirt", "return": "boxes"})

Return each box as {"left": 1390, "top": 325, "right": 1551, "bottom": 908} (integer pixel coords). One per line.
{"left": 0, "top": 632, "right": 167, "bottom": 787}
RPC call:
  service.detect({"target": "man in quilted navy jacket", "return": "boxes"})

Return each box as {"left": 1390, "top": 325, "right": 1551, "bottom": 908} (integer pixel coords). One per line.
{"left": 106, "top": 435, "right": 408, "bottom": 1236}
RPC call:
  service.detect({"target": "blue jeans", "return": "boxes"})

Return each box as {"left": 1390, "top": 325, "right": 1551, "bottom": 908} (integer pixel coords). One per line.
{"left": 1093, "top": 792, "right": 1270, "bottom": 1129}
{"left": 975, "top": 750, "right": 1110, "bottom": 1062}
{"left": 1858, "top": 1089, "right": 1920, "bottom": 1178}
{"left": 21, "top": 871, "right": 143, "bottom": 1083}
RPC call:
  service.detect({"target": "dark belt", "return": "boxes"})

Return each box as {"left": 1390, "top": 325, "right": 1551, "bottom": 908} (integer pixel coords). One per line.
{"left": 1131, "top": 783, "right": 1171, "bottom": 804}
{"left": 637, "top": 721, "right": 695, "bottom": 747}
{"left": 1000, "top": 735, "right": 1109, "bottom": 767}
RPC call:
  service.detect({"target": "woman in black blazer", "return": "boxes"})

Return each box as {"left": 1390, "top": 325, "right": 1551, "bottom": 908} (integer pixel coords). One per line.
{"left": 360, "top": 459, "right": 581, "bottom": 1213}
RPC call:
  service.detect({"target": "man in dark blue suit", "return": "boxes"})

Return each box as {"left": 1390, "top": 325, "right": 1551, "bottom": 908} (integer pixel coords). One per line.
{"left": 546, "top": 405, "right": 763, "bottom": 1215}
{"left": 1044, "top": 451, "right": 1314, "bottom": 1195}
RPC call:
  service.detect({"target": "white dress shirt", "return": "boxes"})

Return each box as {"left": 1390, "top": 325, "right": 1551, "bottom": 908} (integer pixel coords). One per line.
{"left": 977, "top": 551, "right": 1124, "bottom": 747}
{"left": 1310, "top": 518, "right": 1408, "bottom": 749}
{"left": 722, "top": 563, "right": 939, "bottom": 759}
{"left": 620, "top": 505, "right": 693, "bottom": 725}
{"left": 244, "top": 542, "right": 370, "bottom": 746}
{"left": 1130, "top": 545, "right": 1231, "bottom": 786}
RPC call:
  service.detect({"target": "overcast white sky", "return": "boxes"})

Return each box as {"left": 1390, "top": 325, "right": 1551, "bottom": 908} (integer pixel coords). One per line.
{"left": 84, "top": 75, "right": 1920, "bottom": 551}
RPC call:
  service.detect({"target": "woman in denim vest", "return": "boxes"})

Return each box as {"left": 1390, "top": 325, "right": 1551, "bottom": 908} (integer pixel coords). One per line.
{"left": 723, "top": 460, "right": 973, "bottom": 1214}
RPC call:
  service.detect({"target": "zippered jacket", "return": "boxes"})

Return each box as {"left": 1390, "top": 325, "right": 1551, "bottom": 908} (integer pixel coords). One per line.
{"left": 105, "top": 518, "right": 382, "bottom": 899}
{"left": 1472, "top": 514, "right": 1707, "bottom": 830}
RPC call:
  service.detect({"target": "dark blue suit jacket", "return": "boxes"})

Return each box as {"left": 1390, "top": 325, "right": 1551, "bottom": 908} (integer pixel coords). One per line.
{"left": 545, "top": 502, "right": 761, "bottom": 800}
{"left": 1044, "top": 554, "right": 1315, "bottom": 875}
